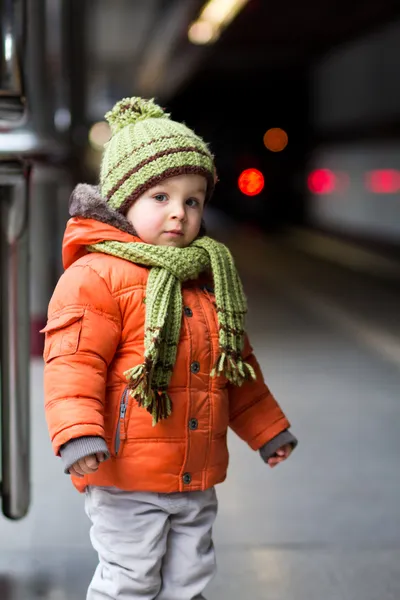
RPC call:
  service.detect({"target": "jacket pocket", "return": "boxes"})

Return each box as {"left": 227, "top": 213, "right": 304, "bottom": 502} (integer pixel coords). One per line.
{"left": 41, "top": 308, "right": 85, "bottom": 362}
{"left": 114, "top": 387, "right": 129, "bottom": 456}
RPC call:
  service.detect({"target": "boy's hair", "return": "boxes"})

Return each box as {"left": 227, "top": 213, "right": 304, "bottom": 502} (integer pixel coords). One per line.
{"left": 100, "top": 97, "right": 216, "bottom": 215}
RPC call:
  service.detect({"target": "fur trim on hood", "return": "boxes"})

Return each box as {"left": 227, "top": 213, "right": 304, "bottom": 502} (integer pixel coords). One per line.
{"left": 69, "top": 184, "right": 137, "bottom": 236}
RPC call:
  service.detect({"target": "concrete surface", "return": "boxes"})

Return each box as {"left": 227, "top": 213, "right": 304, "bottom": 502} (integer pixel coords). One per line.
{"left": 1, "top": 227, "right": 399, "bottom": 599}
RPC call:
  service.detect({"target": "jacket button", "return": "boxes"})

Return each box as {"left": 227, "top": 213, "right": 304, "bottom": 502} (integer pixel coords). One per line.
{"left": 183, "top": 472, "right": 192, "bottom": 485}
{"left": 190, "top": 361, "right": 200, "bottom": 374}
{"left": 184, "top": 306, "right": 193, "bottom": 317}
{"left": 189, "top": 418, "right": 198, "bottom": 430}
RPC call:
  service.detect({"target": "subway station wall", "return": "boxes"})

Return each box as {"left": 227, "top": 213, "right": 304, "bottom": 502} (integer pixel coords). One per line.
{"left": 313, "top": 20, "right": 400, "bottom": 130}
{"left": 308, "top": 18, "right": 400, "bottom": 241}
{"left": 307, "top": 143, "right": 400, "bottom": 242}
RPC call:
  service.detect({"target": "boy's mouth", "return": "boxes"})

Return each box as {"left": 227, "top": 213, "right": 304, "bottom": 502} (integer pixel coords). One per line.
{"left": 164, "top": 229, "right": 184, "bottom": 237}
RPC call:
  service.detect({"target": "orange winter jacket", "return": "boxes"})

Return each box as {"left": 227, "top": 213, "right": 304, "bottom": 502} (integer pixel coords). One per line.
{"left": 43, "top": 216, "right": 291, "bottom": 494}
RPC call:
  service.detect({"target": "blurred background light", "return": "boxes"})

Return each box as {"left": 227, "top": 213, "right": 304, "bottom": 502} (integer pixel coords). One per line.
{"left": 189, "top": 0, "right": 249, "bottom": 45}
{"left": 0, "top": 130, "right": 38, "bottom": 152}
{"left": 88, "top": 121, "right": 112, "bottom": 150}
{"left": 188, "top": 20, "right": 219, "bottom": 45}
{"left": 308, "top": 169, "right": 336, "bottom": 194}
{"left": 238, "top": 168, "right": 265, "bottom": 196}
{"left": 4, "top": 33, "right": 13, "bottom": 61}
{"left": 365, "top": 169, "right": 400, "bottom": 194}
{"left": 54, "top": 108, "right": 71, "bottom": 132}
{"left": 263, "top": 127, "right": 288, "bottom": 152}
{"left": 201, "top": 0, "right": 249, "bottom": 24}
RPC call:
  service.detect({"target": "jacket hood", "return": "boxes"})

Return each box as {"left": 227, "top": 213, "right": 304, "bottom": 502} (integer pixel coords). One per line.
{"left": 63, "top": 184, "right": 140, "bottom": 269}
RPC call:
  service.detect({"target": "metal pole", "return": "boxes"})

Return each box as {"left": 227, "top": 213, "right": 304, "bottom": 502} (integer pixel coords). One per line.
{"left": 0, "top": 160, "right": 31, "bottom": 520}
{"left": 0, "top": 0, "right": 29, "bottom": 520}
{"left": 0, "top": 0, "right": 26, "bottom": 124}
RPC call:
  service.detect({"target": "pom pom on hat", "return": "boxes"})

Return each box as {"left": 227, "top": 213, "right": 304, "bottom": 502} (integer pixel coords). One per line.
{"left": 105, "top": 97, "right": 170, "bottom": 134}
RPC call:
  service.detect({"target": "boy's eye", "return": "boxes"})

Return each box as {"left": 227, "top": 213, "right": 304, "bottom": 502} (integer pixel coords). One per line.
{"left": 154, "top": 194, "right": 168, "bottom": 202}
{"left": 187, "top": 198, "right": 200, "bottom": 208}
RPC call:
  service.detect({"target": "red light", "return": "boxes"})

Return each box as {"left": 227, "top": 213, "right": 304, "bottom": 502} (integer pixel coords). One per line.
{"left": 365, "top": 170, "right": 400, "bottom": 194}
{"left": 238, "top": 168, "right": 264, "bottom": 196}
{"left": 307, "top": 169, "right": 336, "bottom": 194}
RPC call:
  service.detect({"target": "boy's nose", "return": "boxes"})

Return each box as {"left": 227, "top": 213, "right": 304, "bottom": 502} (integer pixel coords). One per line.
{"left": 171, "top": 204, "right": 186, "bottom": 221}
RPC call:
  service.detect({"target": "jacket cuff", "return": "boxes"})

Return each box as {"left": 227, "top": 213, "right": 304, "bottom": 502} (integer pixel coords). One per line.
{"left": 259, "top": 430, "right": 298, "bottom": 462}
{"left": 60, "top": 436, "right": 110, "bottom": 474}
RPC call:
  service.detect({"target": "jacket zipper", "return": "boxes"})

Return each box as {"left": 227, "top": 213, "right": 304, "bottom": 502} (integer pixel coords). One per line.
{"left": 203, "top": 287, "right": 216, "bottom": 307}
{"left": 115, "top": 387, "right": 129, "bottom": 456}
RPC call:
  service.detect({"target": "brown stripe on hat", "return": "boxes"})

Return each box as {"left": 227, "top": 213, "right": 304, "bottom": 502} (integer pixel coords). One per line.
{"left": 105, "top": 146, "right": 213, "bottom": 203}
{"left": 103, "top": 135, "right": 194, "bottom": 182}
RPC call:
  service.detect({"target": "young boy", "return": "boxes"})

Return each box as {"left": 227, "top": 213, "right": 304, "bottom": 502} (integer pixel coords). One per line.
{"left": 42, "top": 97, "right": 297, "bottom": 600}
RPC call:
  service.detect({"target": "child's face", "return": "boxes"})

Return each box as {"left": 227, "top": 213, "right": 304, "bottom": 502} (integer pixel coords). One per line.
{"left": 126, "top": 174, "right": 207, "bottom": 247}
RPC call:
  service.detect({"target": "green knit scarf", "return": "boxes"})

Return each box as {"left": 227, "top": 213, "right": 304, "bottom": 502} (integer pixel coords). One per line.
{"left": 87, "top": 236, "right": 256, "bottom": 425}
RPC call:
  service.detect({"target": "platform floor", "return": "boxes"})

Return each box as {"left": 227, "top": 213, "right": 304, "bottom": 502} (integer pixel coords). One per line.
{"left": 1, "top": 225, "right": 400, "bottom": 599}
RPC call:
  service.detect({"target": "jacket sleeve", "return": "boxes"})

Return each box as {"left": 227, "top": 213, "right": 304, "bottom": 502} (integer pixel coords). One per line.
{"left": 60, "top": 436, "right": 110, "bottom": 474}
{"left": 228, "top": 334, "right": 291, "bottom": 450}
{"left": 259, "top": 430, "right": 298, "bottom": 462}
{"left": 42, "top": 263, "right": 121, "bottom": 456}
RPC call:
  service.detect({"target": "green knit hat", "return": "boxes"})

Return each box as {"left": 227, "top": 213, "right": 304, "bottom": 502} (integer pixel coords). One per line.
{"left": 100, "top": 97, "right": 216, "bottom": 213}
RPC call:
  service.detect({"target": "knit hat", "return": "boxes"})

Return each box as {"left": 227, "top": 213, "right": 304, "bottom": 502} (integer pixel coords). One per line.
{"left": 100, "top": 97, "right": 216, "bottom": 214}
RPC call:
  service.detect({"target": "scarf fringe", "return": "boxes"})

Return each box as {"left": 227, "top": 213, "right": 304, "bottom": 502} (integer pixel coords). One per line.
{"left": 124, "top": 363, "right": 172, "bottom": 426}
{"left": 211, "top": 352, "right": 256, "bottom": 386}
{"left": 126, "top": 352, "right": 255, "bottom": 425}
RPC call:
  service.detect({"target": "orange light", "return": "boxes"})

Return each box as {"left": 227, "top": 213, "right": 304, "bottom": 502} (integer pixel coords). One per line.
{"left": 263, "top": 128, "right": 288, "bottom": 152}
{"left": 365, "top": 170, "right": 400, "bottom": 193}
{"left": 308, "top": 169, "right": 336, "bottom": 194}
{"left": 238, "top": 168, "right": 264, "bottom": 196}
{"left": 89, "top": 121, "right": 112, "bottom": 150}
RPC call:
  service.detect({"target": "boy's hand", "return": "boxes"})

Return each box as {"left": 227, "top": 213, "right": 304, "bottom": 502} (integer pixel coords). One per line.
{"left": 267, "top": 443, "right": 293, "bottom": 468}
{"left": 69, "top": 452, "right": 106, "bottom": 478}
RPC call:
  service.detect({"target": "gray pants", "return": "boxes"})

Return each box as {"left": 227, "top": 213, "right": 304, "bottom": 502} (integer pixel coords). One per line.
{"left": 85, "top": 486, "right": 218, "bottom": 600}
